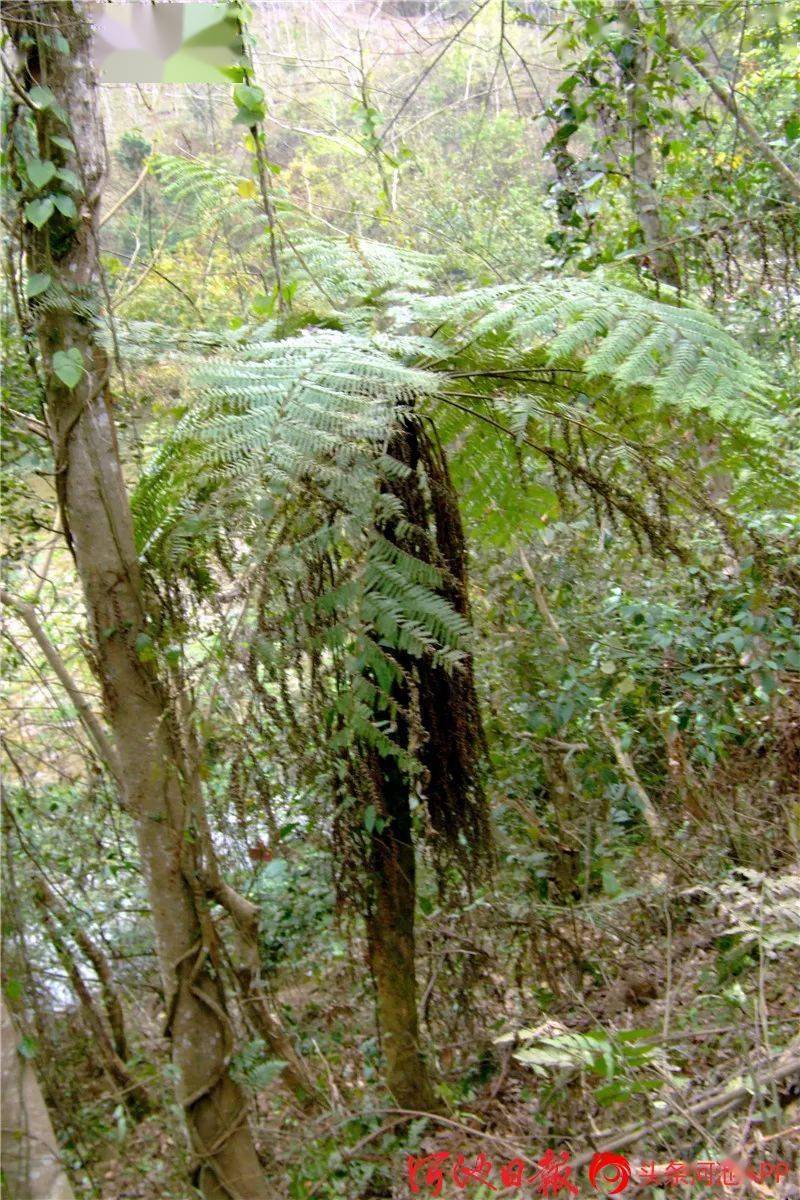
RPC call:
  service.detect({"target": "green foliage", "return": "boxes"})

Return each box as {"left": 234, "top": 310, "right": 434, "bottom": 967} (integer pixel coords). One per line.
{"left": 404, "top": 277, "right": 772, "bottom": 430}
{"left": 500, "top": 1023, "right": 670, "bottom": 1107}
{"left": 230, "top": 1039, "right": 287, "bottom": 1092}
{"left": 52, "top": 347, "right": 84, "bottom": 389}
{"left": 252, "top": 849, "right": 337, "bottom": 973}
{"left": 4, "top": 10, "right": 800, "bottom": 1195}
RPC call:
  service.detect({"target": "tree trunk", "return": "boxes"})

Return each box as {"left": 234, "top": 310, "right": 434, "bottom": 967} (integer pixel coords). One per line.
{"left": 66, "top": 910, "right": 130, "bottom": 1064}
{"left": 3, "top": 6, "right": 268, "bottom": 1196}
{"left": 34, "top": 891, "right": 150, "bottom": 1119}
{"left": 617, "top": 2, "right": 681, "bottom": 288}
{"left": 202, "top": 872, "right": 324, "bottom": 1110}
{"left": 1, "top": 997, "right": 75, "bottom": 1200}
{"left": 356, "top": 416, "right": 486, "bottom": 1114}
{"left": 365, "top": 754, "right": 440, "bottom": 1113}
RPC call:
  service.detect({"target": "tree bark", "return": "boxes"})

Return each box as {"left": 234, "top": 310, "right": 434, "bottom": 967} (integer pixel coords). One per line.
{"left": 1, "top": 997, "right": 75, "bottom": 1200}
{"left": 3, "top": 5, "right": 269, "bottom": 1196}
{"left": 617, "top": 3, "right": 681, "bottom": 288}
{"left": 365, "top": 754, "right": 440, "bottom": 1112}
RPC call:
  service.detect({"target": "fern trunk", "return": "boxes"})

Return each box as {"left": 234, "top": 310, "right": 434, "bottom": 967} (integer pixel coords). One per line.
{"left": 361, "top": 416, "right": 488, "bottom": 1113}
{"left": 366, "top": 753, "right": 440, "bottom": 1113}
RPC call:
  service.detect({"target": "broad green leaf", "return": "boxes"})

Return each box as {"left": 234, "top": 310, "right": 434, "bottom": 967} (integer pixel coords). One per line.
{"left": 233, "top": 82, "right": 266, "bottom": 112}
{"left": 24, "top": 197, "right": 55, "bottom": 229}
{"left": 364, "top": 803, "right": 377, "bottom": 833}
{"left": 28, "top": 85, "right": 55, "bottom": 109}
{"left": 50, "top": 135, "right": 74, "bottom": 153}
{"left": 53, "top": 193, "right": 77, "bottom": 219}
{"left": 52, "top": 347, "right": 84, "bottom": 389}
{"left": 56, "top": 166, "right": 81, "bottom": 191}
{"left": 26, "top": 158, "right": 57, "bottom": 190}
{"left": 25, "top": 272, "right": 51, "bottom": 298}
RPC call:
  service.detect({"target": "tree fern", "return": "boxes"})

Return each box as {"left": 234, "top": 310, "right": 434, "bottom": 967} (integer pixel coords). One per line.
{"left": 109, "top": 234, "right": 800, "bottom": 902}
{"left": 133, "top": 329, "right": 439, "bottom": 552}
{"left": 399, "top": 278, "right": 773, "bottom": 433}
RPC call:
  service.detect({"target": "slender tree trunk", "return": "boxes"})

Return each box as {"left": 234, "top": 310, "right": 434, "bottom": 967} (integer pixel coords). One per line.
{"left": 34, "top": 892, "right": 150, "bottom": 1119}
{"left": 32, "top": 877, "right": 130, "bottom": 1064}
{"left": 3, "top": 6, "right": 268, "bottom": 1196}
{"left": 1, "top": 998, "right": 75, "bottom": 1200}
{"left": 365, "top": 754, "right": 439, "bottom": 1113}
{"left": 617, "top": 2, "right": 681, "bottom": 288}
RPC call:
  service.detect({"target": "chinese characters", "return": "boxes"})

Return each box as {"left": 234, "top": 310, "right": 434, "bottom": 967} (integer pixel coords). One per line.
{"left": 406, "top": 1149, "right": 791, "bottom": 1195}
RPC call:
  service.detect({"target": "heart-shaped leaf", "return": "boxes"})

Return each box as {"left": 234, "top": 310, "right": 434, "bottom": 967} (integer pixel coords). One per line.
{"left": 25, "top": 272, "right": 51, "bottom": 299}
{"left": 50, "top": 135, "right": 74, "bottom": 153}
{"left": 53, "top": 193, "right": 77, "bottom": 219}
{"left": 27, "top": 158, "right": 56, "bottom": 190}
{"left": 28, "top": 85, "right": 55, "bottom": 110}
{"left": 56, "top": 167, "right": 81, "bottom": 191}
{"left": 24, "top": 197, "right": 55, "bottom": 229}
{"left": 52, "top": 347, "right": 84, "bottom": 389}
{"left": 233, "top": 83, "right": 265, "bottom": 112}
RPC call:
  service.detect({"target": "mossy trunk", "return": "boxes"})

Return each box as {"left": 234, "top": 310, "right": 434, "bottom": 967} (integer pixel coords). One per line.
{"left": 366, "top": 755, "right": 439, "bottom": 1113}
{"left": 4, "top": 6, "right": 269, "bottom": 1196}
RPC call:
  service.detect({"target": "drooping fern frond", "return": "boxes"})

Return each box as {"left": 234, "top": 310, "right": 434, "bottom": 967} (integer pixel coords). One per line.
{"left": 399, "top": 277, "right": 774, "bottom": 433}
{"left": 383, "top": 274, "right": 799, "bottom": 555}
{"left": 287, "top": 235, "right": 436, "bottom": 308}
{"left": 132, "top": 329, "right": 439, "bottom": 555}
{"left": 150, "top": 153, "right": 263, "bottom": 238}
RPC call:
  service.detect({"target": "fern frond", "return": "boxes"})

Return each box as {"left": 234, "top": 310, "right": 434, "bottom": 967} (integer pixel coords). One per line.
{"left": 402, "top": 278, "right": 772, "bottom": 432}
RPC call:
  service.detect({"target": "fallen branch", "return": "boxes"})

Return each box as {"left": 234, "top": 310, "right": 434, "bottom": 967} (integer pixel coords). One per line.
{"left": 598, "top": 711, "right": 664, "bottom": 837}
{"left": 572, "top": 1050, "right": 800, "bottom": 1168}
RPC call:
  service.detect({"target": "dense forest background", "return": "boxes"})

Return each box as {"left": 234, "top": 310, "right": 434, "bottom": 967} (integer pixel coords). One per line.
{"left": 1, "top": 1, "right": 799, "bottom": 1198}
